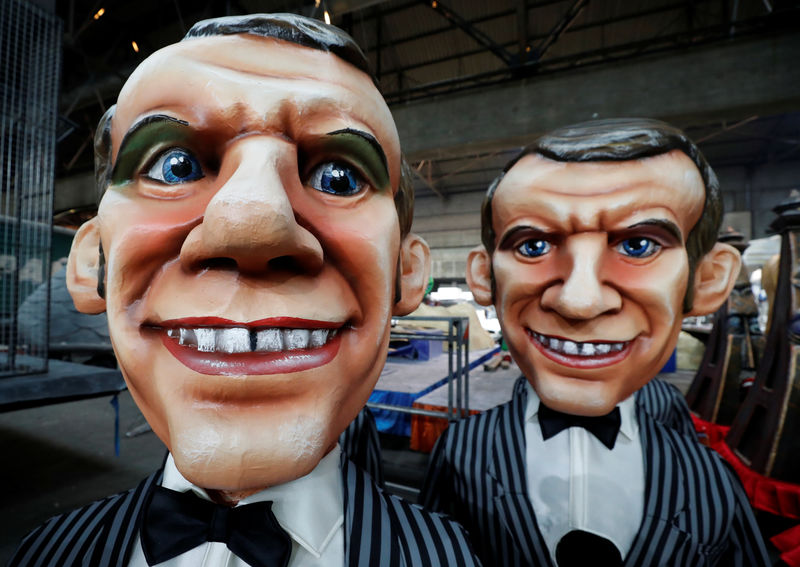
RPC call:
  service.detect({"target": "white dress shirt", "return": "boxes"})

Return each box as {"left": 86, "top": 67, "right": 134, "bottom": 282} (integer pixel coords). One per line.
{"left": 128, "top": 446, "right": 345, "bottom": 567}
{"left": 524, "top": 381, "right": 644, "bottom": 564}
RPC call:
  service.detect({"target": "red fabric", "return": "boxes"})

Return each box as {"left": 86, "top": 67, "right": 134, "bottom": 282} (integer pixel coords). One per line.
{"left": 773, "top": 524, "right": 800, "bottom": 566}
{"left": 693, "top": 416, "right": 800, "bottom": 566}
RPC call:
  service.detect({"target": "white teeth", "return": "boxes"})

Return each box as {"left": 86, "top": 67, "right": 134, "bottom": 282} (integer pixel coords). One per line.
{"left": 178, "top": 328, "right": 192, "bottom": 346}
{"left": 563, "top": 341, "right": 579, "bottom": 355}
{"left": 195, "top": 328, "right": 216, "bottom": 352}
{"left": 167, "top": 325, "right": 338, "bottom": 353}
{"left": 532, "top": 331, "right": 627, "bottom": 357}
{"left": 256, "top": 329, "right": 283, "bottom": 352}
{"left": 310, "top": 329, "right": 329, "bottom": 348}
{"left": 284, "top": 329, "right": 310, "bottom": 350}
{"left": 216, "top": 328, "right": 250, "bottom": 353}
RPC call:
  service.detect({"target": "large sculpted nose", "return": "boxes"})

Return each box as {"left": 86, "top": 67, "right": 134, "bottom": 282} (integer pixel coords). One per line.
{"left": 541, "top": 234, "right": 622, "bottom": 320}
{"left": 180, "top": 137, "right": 324, "bottom": 274}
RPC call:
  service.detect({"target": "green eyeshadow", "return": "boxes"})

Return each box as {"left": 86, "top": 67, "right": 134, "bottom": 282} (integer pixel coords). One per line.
{"left": 315, "top": 129, "right": 390, "bottom": 191}
{"left": 111, "top": 115, "right": 191, "bottom": 186}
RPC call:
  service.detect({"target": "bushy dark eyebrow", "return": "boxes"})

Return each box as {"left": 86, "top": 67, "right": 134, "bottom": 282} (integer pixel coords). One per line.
{"left": 117, "top": 114, "right": 189, "bottom": 157}
{"left": 625, "top": 219, "right": 683, "bottom": 244}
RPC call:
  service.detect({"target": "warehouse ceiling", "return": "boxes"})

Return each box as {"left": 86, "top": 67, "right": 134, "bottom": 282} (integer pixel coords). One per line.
{"left": 54, "top": 0, "right": 800, "bottom": 211}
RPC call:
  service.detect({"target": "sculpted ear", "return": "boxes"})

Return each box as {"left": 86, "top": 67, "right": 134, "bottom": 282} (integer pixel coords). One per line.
{"left": 66, "top": 218, "right": 107, "bottom": 314}
{"left": 686, "top": 242, "right": 741, "bottom": 317}
{"left": 392, "top": 233, "right": 431, "bottom": 316}
{"left": 467, "top": 246, "right": 493, "bottom": 306}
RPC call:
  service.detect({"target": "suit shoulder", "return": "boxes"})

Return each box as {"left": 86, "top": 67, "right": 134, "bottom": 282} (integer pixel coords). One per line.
{"left": 646, "top": 415, "right": 742, "bottom": 495}
{"left": 8, "top": 471, "right": 158, "bottom": 567}
{"left": 441, "top": 397, "right": 510, "bottom": 438}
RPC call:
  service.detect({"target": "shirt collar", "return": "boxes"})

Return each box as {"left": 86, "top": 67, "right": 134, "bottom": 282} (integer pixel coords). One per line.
{"left": 524, "top": 380, "right": 639, "bottom": 442}
{"left": 162, "top": 445, "right": 344, "bottom": 559}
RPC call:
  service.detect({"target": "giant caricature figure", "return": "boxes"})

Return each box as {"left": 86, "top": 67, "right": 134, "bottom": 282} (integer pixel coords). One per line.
{"left": 11, "top": 14, "right": 481, "bottom": 567}
{"left": 421, "top": 119, "right": 770, "bottom": 567}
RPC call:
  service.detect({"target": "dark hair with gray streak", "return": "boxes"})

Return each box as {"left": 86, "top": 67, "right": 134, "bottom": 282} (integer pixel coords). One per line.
{"left": 93, "top": 13, "right": 415, "bottom": 237}
{"left": 480, "top": 118, "right": 723, "bottom": 312}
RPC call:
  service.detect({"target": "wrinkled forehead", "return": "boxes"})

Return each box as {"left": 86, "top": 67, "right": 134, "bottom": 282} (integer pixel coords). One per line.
{"left": 493, "top": 151, "right": 706, "bottom": 233}
{"left": 111, "top": 34, "right": 400, "bottom": 174}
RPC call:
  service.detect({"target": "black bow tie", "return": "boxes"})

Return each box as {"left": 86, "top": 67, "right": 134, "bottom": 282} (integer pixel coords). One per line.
{"left": 141, "top": 486, "right": 291, "bottom": 567}
{"left": 538, "top": 402, "right": 622, "bottom": 449}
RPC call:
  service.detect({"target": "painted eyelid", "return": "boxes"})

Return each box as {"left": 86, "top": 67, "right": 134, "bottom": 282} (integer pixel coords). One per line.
{"left": 110, "top": 118, "right": 192, "bottom": 186}
{"left": 610, "top": 233, "right": 670, "bottom": 250}
{"left": 498, "top": 226, "right": 554, "bottom": 250}
{"left": 303, "top": 132, "right": 390, "bottom": 192}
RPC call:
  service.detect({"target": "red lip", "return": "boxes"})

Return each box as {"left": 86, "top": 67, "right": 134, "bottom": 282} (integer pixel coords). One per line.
{"left": 528, "top": 331, "right": 632, "bottom": 369}
{"left": 156, "top": 316, "right": 342, "bottom": 329}
{"left": 160, "top": 331, "right": 342, "bottom": 375}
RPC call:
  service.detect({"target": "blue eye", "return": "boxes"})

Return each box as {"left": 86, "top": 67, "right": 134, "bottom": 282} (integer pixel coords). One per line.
{"left": 146, "top": 149, "right": 203, "bottom": 184}
{"left": 517, "top": 239, "right": 551, "bottom": 258}
{"left": 618, "top": 237, "right": 660, "bottom": 258}
{"left": 307, "top": 162, "right": 365, "bottom": 196}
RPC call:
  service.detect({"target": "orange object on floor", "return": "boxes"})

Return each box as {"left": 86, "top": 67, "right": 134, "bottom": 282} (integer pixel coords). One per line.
{"left": 410, "top": 402, "right": 480, "bottom": 453}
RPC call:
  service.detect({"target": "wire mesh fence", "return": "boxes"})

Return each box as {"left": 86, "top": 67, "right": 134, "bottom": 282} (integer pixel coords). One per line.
{"left": 0, "top": 0, "right": 61, "bottom": 377}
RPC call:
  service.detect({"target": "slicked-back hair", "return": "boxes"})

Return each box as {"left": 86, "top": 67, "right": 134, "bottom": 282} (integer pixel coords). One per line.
{"left": 93, "top": 13, "right": 414, "bottom": 237}
{"left": 480, "top": 118, "right": 723, "bottom": 312}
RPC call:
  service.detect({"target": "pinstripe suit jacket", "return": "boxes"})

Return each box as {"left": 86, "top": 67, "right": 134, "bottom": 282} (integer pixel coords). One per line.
{"left": 422, "top": 378, "right": 769, "bottom": 567}
{"left": 635, "top": 377, "right": 697, "bottom": 439}
{"left": 340, "top": 406, "right": 385, "bottom": 488}
{"left": 10, "top": 454, "right": 480, "bottom": 567}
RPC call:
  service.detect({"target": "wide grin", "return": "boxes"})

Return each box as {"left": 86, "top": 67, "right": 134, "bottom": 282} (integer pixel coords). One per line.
{"left": 165, "top": 326, "right": 338, "bottom": 353}
{"left": 527, "top": 329, "right": 632, "bottom": 368}
{"left": 156, "top": 318, "right": 345, "bottom": 376}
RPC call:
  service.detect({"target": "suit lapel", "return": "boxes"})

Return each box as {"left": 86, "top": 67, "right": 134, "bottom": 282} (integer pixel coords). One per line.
{"left": 624, "top": 404, "right": 689, "bottom": 567}
{"left": 487, "top": 378, "right": 553, "bottom": 567}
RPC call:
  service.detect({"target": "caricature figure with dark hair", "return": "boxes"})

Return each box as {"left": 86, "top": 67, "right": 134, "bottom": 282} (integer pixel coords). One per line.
{"left": 10, "top": 14, "right": 481, "bottom": 567}
{"left": 422, "top": 119, "right": 770, "bottom": 567}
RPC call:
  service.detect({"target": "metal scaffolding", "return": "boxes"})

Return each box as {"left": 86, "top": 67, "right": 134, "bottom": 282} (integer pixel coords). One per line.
{"left": 0, "top": 0, "right": 62, "bottom": 376}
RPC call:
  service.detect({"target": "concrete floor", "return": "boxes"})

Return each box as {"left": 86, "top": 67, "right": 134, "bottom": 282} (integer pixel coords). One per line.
{"left": 0, "top": 391, "right": 166, "bottom": 565}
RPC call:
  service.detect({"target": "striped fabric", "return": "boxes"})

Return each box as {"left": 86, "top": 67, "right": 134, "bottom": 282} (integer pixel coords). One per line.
{"left": 635, "top": 377, "right": 697, "bottom": 439}
{"left": 340, "top": 406, "right": 385, "bottom": 488}
{"left": 10, "top": 454, "right": 480, "bottom": 567}
{"left": 422, "top": 377, "right": 770, "bottom": 567}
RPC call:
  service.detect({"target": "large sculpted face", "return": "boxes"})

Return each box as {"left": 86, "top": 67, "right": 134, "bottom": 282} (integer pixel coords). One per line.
{"left": 67, "top": 34, "right": 428, "bottom": 491}
{"left": 468, "top": 150, "right": 738, "bottom": 416}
